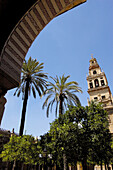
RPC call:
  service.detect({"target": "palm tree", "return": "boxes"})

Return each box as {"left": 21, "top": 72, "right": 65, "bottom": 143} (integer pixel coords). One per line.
{"left": 14, "top": 57, "right": 48, "bottom": 136}
{"left": 42, "top": 74, "right": 82, "bottom": 117}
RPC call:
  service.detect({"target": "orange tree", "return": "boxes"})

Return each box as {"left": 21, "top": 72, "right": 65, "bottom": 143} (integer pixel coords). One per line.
{"left": 46, "top": 102, "right": 112, "bottom": 170}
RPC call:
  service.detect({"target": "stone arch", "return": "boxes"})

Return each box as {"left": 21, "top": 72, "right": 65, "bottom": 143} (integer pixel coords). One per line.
{"left": 0, "top": 0, "right": 86, "bottom": 92}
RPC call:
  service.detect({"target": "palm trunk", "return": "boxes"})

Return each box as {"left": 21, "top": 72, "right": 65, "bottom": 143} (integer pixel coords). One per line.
{"left": 82, "top": 158, "right": 87, "bottom": 170}
{"left": 59, "top": 94, "right": 63, "bottom": 115}
{"left": 19, "top": 79, "right": 30, "bottom": 136}
{"left": 100, "top": 160, "right": 103, "bottom": 170}
{"left": 63, "top": 153, "right": 68, "bottom": 170}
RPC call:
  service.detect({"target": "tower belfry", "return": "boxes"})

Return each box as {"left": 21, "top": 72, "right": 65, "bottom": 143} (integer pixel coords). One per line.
{"left": 87, "top": 55, "right": 113, "bottom": 133}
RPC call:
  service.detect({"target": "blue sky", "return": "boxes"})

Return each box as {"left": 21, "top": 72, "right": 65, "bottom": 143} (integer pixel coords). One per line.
{"left": 1, "top": 0, "right": 113, "bottom": 137}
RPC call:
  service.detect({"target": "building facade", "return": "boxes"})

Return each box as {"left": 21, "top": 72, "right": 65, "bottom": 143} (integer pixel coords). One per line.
{"left": 87, "top": 55, "right": 113, "bottom": 134}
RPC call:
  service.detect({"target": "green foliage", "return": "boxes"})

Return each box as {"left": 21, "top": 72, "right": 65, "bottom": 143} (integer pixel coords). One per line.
{"left": 0, "top": 135, "right": 42, "bottom": 165}
{"left": 1, "top": 102, "right": 112, "bottom": 168}
{"left": 46, "top": 102, "right": 112, "bottom": 168}
{"left": 87, "top": 102, "right": 112, "bottom": 165}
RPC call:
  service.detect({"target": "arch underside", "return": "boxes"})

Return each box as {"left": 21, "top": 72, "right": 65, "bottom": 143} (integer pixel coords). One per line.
{"left": 0, "top": 0, "right": 86, "bottom": 91}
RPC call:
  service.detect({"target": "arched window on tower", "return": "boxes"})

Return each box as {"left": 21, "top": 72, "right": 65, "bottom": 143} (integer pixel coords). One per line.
{"left": 89, "top": 82, "right": 93, "bottom": 88}
{"left": 94, "top": 79, "right": 99, "bottom": 87}
{"left": 101, "top": 80, "right": 105, "bottom": 86}
{"left": 93, "top": 70, "right": 97, "bottom": 74}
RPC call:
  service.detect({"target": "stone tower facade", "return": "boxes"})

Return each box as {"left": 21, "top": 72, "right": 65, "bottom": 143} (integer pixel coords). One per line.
{"left": 87, "top": 55, "right": 113, "bottom": 133}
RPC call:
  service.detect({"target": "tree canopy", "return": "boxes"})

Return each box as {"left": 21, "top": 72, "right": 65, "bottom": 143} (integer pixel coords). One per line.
{"left": 14, "top": 57, "right": 48, "bottom": 136}
{"left": 42, "top": 74, "right": 82, "bottom": 117}
{"left": 46, "top": 102, "right": 112, "bottom": 170}
{"left": 0, "top": 135, "right": 42, "bottom": 165}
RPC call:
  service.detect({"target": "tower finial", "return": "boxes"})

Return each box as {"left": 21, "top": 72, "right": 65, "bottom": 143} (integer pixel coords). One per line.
{"left": 91, "top": 54, "right": 93, "bottom": 59}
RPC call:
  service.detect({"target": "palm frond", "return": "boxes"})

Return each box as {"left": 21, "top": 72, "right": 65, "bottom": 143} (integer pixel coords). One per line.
{"left": 50, "top": 76, "right": 57, "bottom": 84}
{"left": 62, "top": 74, "right": 70, "bottom": 84}
{"left": 66, "top": 91, "right": 81, "bottom": 106}
{"left": 50, "top": 98, "right": 55, "bottom": 112}
{"left": 46, "top": 101, "right": 53, "bottom": 117}
{"left": 14, "top": 87, "right": 19, "bottom": 96}
{"left": 32, "top": 81, "right": 41, "bottom": 97}
{"left": 35, "top": 73, "right": 48, "bottom": 78}
{"left": 14, "top": 82, "right": 24, "bottom": 97}
{"left": 32, "top": 85, "right": 36, "bottom": 98}
{"left": 48, "top": 82, "right": 59, "bottom": 92}
{"left": 42, "top": 74, "right": 82, "bottom": 117}
{"left": 17, "top": 89, "right": 21, "bottom": 97}
{"left": 64, "top": 81, "right": 78, "bottom": 87}
{"left": 34, "top": 81, "right": 44, "bottom": 93}
{"left": 66, "top": 85, "right": 82, "bottom": 93}
{"left": 42, "top": 94, "right": 53, "bottom": 109}
{"left": 43, "top": 87, "right": 54, "bottom": 95}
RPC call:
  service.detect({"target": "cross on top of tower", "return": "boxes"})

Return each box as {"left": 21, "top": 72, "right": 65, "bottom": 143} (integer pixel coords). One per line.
{"left": 91, "top": 54, "right": 93, "bottom": 59}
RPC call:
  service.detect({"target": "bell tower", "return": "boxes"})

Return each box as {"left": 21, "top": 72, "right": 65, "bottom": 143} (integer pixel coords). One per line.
{"left": 87, "top": 55, "right": 113, "bottom": 133}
